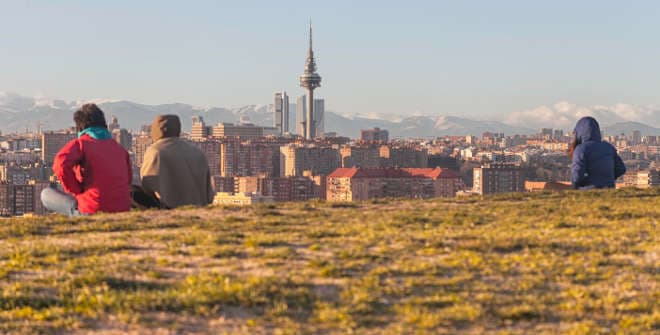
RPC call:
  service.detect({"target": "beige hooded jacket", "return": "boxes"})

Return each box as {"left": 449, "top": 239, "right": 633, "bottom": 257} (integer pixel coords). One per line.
{"left": 140, "top": 115, "right": 214, "bottom": 208}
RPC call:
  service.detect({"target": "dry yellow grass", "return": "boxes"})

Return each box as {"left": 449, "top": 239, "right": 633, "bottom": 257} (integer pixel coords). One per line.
{"left": 0, "top": 188, "right": 658, "bottom": 334}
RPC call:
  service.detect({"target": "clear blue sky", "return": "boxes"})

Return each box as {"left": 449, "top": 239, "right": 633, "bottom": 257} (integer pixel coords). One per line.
{"left": 1, "top": 0, "right": 659, "bottom": 118}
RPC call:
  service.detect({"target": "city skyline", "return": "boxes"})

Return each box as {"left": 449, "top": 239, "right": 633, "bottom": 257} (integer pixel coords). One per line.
{"left": 2, "top": 1, "right": 660, "bottom": 121}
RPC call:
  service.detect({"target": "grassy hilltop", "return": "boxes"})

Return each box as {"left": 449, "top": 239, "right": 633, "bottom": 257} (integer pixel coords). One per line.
{"left": 0, "top": 189, "right": 658, "bottom": 334}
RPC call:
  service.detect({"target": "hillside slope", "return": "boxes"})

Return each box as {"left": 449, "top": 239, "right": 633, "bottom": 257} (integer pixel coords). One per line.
{"left": 0, "top": 188, "right": 658, "bottom": 334}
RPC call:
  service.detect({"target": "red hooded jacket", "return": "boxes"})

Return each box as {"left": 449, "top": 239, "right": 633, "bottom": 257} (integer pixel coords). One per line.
{"left": 53, "top": 134, "right": 132, "bottom": 214}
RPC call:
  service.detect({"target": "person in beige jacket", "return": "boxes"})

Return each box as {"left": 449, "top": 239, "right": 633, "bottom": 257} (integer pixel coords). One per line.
{"left": 139, "top": 115, "right": 214, "bottom": 208}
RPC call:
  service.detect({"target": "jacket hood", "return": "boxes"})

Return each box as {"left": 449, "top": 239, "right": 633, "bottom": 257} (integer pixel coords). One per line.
{"left": 574, "top": 116, "right": 601, "bottom": 143}
{"left": 151, "top": 115, "right": 181, "bottom": 142}
{"left": 78, "top": 127, "right": 113, "bottom": 140}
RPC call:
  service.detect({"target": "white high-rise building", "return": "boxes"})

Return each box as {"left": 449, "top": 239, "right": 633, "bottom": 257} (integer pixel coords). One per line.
{"left": 273, "top": 92, "right": 289, "bottom": 135}
{"left": 297, "top": 95, "right": 306, "bottom": 136}
{"left": 296, "top": 95, "right": 324, "bottom": 138}
{"left": 314, "top": 99, "right": 324, "bottom": 137}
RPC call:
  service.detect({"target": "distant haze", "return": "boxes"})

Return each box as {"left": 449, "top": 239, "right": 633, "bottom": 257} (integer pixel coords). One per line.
{"left": 1, "top": 92, "right": 659, "bottom": 138}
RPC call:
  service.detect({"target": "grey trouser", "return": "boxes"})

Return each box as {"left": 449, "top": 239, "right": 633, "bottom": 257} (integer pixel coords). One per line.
{"left": 41, "top": 187, "right": 83, "bottom": 217}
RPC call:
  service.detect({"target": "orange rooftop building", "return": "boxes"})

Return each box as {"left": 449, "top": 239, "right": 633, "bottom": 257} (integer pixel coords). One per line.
{"left": 326, "top": 167, "right": 463, "bottom": 202}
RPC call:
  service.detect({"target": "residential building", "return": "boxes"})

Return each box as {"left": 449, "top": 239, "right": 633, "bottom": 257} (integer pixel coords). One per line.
{"left": 213, "top": 192, "right": 275, "bottom": 206}
{"left": 211, "top": 176, "right": 236, "bottom": 193}
{"left": 191, "top": 116, "right": 211, "bottom": 140}
{"left": 0, "top": 163, "right": 50, "bottom": 184}
{"left": 0, "top": 183, "right": 36, "bottom": 216}
{"left": 212, "top": 123, "right": 264, "bottom": 139}
{"left": 553, "top": 129, "right": 564, "bottom": 140}
{"left": 326, "top": 167, "right": 463, "bottom": 201}
{"left": 235, "top": 175, "right": 319, "bottom": 202}
{"left": 540, "top": 128, "right": 553, "bottom": 140}
{"left": 132, "top": 135, "right": 153, "bottom": 169}
{"left": 360, "top": 127, "right": 389, "bottom": 143}
{"left": 524, "top": 181, "right": 572, "bottom": 192}
{"left": 634, "top": 169, "right": 659, "bottom": 188}
{"left": 220, "top": 141, "right": 280, "bottom": 177}
{"left": 473, "top": 163, "right": 526, "bottom": 195}
{"left": 41, "top": 131, "right": 76, "bottom": 165}
{"left": 112, "top": 128, "right": 132, "bottom": 151}
{"left": 280, "top": 144, "right": 341, "bottom": 177}
{"left": 188, "top": 140, "right": 221, "bottom": 176}
{"left": 340, "top": 145, "right": 383, "bottom": 168}
{"left": 380, "top": 145, "right": 428, "bottom": 168}
{"left": 30, "top": 180, "right": 50, "bottom": 215}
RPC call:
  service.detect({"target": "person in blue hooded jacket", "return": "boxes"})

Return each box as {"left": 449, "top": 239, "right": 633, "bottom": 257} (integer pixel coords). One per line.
{"left": 570, "top": 116, "right": 626, "bottom": 189}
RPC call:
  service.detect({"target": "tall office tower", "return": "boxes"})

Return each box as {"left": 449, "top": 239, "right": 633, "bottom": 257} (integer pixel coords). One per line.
{"left": 191, "top": 116, "right": 210, "bottom": 140}
{"left": 299, "top": 22, "right": 322, "bottom": 140}
{"left": 274, "top": 92, "right": 290, "bottom": 134}
{"left": 41, "top": 131, "right": 76, "bottom": 165}
{"left": 314, "top": 99, "right": 324, "bottom": 137}
{"left": 553, "top": 129, "right": 564, "bottom": 140}
{"left": 297, "top": 96, "right": 306, "bottom": 136}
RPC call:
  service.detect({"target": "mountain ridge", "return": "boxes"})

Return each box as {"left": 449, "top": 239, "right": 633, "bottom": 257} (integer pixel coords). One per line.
{"left": 1, "top": 92, "right": 658, "bottom": 138}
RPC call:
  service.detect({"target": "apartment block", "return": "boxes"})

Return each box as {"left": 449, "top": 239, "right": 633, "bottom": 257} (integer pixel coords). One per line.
{"left": 41, "top": 131, "right": 76, "bottom": 165}
{"left": 340, "top": 145, "right": 383, "bottom": 168}
{"left": 326, "top": 167, "right": 462, "bottom": 201}
{"left": 131, "top": 135, "right": 153, "bottom": 169}
{"left": 221, "top": 141, "right": 280, "bottom": 177}
{"left": 380, "top": 145, "right": 428, "bottom": 168}
{"left": 280, "top": 144, "right": 341, "bottom": 177}
{"left": 191, "top": 116, "right": 212, "bottom": 140}
{"left": 0, "top": 183, "right": 36, "bottom": 216}
{"left": 211, "top": 175, "right": 236, "bottom": 193}
{"left": 360, "top": 127, "right": 389, "bottom": 143}
{"left": 235, "top": 175, "right": 319, "bottom": 202}
{"left": 624, "top": 169, "right": 660, "bottom": 188}
{"left": 188, "top": 140, "right": 222, "bottom": 176}
{"left": 212, "top": 123, "right": 263, "bottom": 139}
{"left": 213, "top": 192, "right": 275, "bottom": 206}
{"left": 473, "top": 163, "right": 525, "bottom": 195}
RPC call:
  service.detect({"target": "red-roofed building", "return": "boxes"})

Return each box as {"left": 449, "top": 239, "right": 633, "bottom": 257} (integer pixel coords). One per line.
{"left": 326, "top": 167, "right": 463, "bottom": 201}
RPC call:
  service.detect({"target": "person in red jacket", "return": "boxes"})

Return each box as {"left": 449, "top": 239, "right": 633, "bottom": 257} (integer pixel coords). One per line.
{"left": 41, "top": 103, "right": 132, "bottom": 216}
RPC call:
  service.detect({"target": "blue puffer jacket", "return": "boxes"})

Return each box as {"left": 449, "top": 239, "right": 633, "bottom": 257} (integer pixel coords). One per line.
{"left": 571, "top": 117, "right": 626, "bottom": 189}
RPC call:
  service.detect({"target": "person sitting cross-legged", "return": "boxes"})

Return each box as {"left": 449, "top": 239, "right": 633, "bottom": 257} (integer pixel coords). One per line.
{"left": 41, "top": 103, "right": 132, "bottom": 216}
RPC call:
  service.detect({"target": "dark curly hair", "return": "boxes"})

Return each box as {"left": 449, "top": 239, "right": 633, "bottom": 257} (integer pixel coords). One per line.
{"left": 74, "top": 103, "right": 107, "bottom": 132}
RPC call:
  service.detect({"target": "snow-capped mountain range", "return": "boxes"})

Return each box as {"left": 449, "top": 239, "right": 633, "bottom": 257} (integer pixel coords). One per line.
{"left": 1, "top": 92, "right": 658, "bottom": 137}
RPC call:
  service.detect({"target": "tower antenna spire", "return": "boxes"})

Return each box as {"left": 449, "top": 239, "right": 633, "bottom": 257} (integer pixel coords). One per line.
{"left": 309, "top": 19, "right": 313, "bottom": 52}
